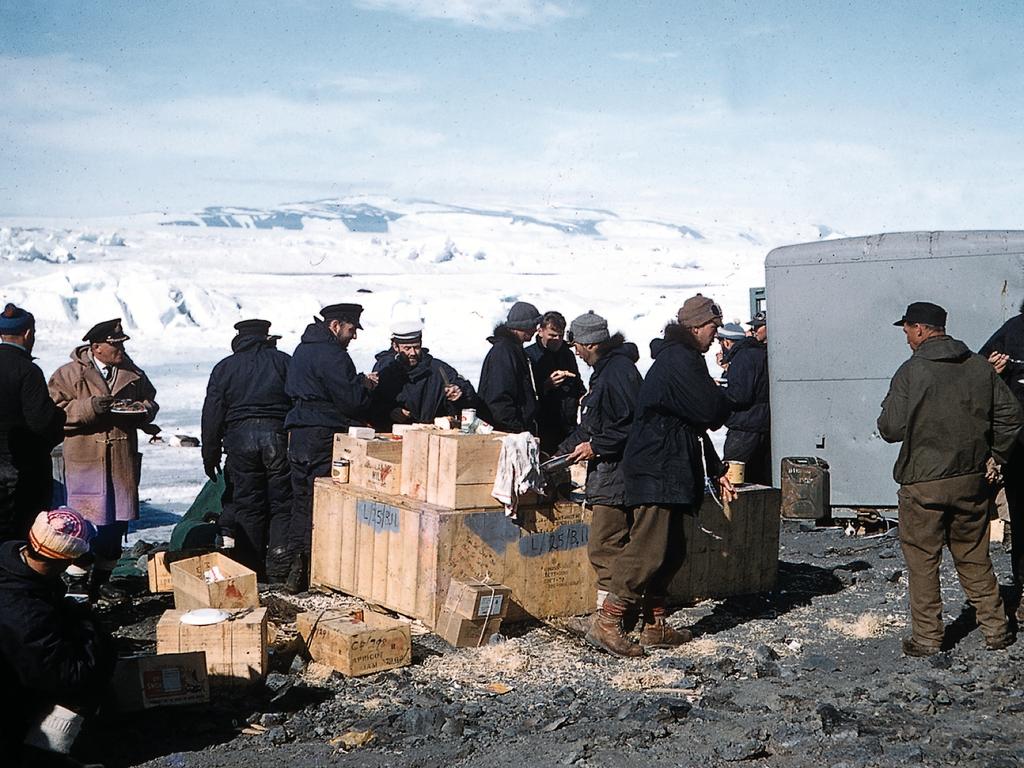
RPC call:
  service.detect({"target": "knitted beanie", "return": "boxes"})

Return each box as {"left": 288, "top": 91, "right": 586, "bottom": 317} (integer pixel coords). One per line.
{"left": 568, "top": 311, "right": 610, "bottom": 345}
{"left": 28, "top": 508, "right": 95, "bottom": 560}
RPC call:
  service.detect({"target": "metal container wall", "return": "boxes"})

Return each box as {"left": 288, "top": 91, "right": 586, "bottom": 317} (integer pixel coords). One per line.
{"left": 766, "top": 231, "right": 1024, "bottom": 510}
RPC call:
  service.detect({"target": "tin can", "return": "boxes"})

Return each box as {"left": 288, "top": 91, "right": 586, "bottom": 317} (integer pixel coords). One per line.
{"left": 460, "top": 409, "right": 477, "bottom": 434}
{"left": 725, "top": 461, "right": 745, "bottom": 485}
{"left": 331, "top": 459, "right": 350, "bottom": 483}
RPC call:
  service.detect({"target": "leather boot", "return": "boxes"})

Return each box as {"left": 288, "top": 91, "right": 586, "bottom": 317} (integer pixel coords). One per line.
{"left": 283, "top": 553, "right": 308, "bottom": 595}
{"left": 640, "top": 600, "right": 693, "bottom": 648}
{"left": 584, "top": 594, "right": 644, "bottom": 658}
{"left": 265, "top": 546, "right": 291, "bottom": 585}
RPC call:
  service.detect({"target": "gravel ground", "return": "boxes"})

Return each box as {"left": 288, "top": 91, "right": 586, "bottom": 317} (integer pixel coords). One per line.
{"left": 77, "top": 522, "right": 1024, "bottom": 768}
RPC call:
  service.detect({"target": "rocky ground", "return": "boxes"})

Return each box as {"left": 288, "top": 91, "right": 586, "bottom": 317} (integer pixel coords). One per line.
{"left": 77, "top": 522, "right": 1024, "bottom": 768}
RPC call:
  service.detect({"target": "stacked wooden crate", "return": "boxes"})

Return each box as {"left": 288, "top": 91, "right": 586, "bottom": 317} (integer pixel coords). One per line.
{"left": 313, "top": 427, "right": 593, "bottom": 627}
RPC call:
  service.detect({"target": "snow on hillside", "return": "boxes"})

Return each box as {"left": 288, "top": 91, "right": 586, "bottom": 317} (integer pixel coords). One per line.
{"left": 0, "top": 197, "right": 842, "bottom": 541}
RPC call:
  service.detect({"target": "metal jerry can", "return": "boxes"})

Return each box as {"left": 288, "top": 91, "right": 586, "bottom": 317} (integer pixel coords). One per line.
{"left": 780, "top": 457, "right": 830, "bottom": 520}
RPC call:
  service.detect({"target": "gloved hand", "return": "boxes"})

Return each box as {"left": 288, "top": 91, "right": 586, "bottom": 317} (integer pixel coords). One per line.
{"left": 203, "top": 457, "right": 221, "bottom": 482}
{"left": 91, "top": 395, "right": 114, "bottom": 415}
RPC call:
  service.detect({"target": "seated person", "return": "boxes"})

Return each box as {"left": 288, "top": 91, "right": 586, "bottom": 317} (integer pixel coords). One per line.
{"left": 0, "top": 507, "right": 116, "bottom": 766}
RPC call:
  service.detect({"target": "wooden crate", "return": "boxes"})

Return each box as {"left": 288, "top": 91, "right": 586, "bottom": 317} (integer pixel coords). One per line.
{"left": 296, "top": 609, "right": 411, "bottom": 677}
{"left": 434, "top": 611, "right": 502, "bottom": 648}
{"left": 667, "top": 485, "right": 781, "bottom": 604}
{"left": 148, "top": 551, "right": 174, "bottom": 593}
{"left": 333, "top": 434, "right": 404, "bottom": 494}
{"left": 310, "top": 480, "right": 595, "bottom": 626}
{"left": 443, "top": 579, "right": 512, "bottom": 620}
{"left": 156, "top": 607, "right": 268, "bottom": 683}
{"left": 170, "top": 552, "right": 259, "bottom": 610}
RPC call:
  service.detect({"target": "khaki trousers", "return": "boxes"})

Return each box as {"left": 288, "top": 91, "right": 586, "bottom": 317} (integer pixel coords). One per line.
{"left": 597, "top": 503, "right": 689, "bottom": 604}
{"left": 898, "top": 472, "right": 1007, "bottom": 646}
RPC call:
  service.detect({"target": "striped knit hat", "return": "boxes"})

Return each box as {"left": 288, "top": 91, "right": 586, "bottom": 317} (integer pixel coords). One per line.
{"left": 28, "top": 508, "right": 95, "bottom": 560}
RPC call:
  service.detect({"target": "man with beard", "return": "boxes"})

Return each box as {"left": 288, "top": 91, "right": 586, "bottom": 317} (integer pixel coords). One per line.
{"left": 526, "top": 311, "right": 586, "bottom": 454}
{"left": 556, "top": 311, "right": 645, "bottom": 656}
{"left": 201, "top": 319, "right": 292, "bottom": 582}
{"left": 370, "top": 319, "right": 476, "bottom": 431}
{"left": 721, "top": 310, "right": 771, "bottom": 485}
{"left": 49, "top": 318, "right": 158, "bottom": 600}
{"left": 478, "top": 301, "right": 541, "bottom": 434}
{"left": 608, "top": 295, "right": 735, "bottom": 657}
{"left": 284, "top": 303, "right": 377, "bottom": 593}
{"left": 0, "top": 303, "right": 66, "bottom": 542}
{"left": 879, "top": 302, "right": 1022, "bottom": 656}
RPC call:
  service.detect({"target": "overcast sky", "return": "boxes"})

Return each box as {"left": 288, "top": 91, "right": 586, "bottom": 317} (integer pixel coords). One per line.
{"left": 2, "top": 0, "right": 1022, "bottom": 232}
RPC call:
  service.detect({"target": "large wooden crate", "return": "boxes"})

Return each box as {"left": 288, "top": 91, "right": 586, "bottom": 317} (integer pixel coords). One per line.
{"left": 310, "top": 480, "right": 595, "bottom": 626}
{"left": 333, "top": 434, "right": 404, "bottom": 494}
{"left": 667, "top": 485, "right": 781, "bottom": 604}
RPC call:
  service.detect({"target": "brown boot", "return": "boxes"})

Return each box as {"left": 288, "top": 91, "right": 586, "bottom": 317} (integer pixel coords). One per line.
{"left": 640, "top": 601, "right": 693, "bottom": 648}
{"left": 585, "top": 594, "right": 644, "bottom": 658}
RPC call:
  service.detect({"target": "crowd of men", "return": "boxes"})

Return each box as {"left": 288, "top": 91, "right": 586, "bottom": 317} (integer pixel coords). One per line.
{"left": 1, "top": 292, "right": 1023, "bottom": 764}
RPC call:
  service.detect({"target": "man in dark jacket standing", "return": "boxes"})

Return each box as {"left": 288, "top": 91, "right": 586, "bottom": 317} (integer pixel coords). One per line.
{"left": 284, "top": 303, "right": 376, "bottom": 593}
{"left": 557, "top": 311, "right": 645, "bottom": 656}
{"left": 721, "top": 311, "right": 771, "bottom": 485}
{"left": 0, "top": 303, "right": 66, "bottom": 542}
{"left": 0, "top": 507, "right": 115, "bottom": 764}
{"left": 478, "top": 301, "right": 541, "bottom": 434}
{"left": 370, "top": 319, "right": 476, "bottom": 431}
{"left": 202, "top": 319, "right": 292, "bottom": 581}
{"left": 879, "top": 302, "right": 1022, "bottom": 656}
{"left": 527, "top": 311, "right": 586, "bottom": 453}
{"left": 617, "top": 295, "right": 735, "bottom": 654}
{"left": 979, "top": 300, "right": 1024, "bottom": 597}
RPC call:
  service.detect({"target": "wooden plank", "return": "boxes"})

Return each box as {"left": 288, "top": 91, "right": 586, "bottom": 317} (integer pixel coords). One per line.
{"left": 297, "top": 610, "right": 411, "bottom": 677}
{"left": 156, "top": 608, "right": 267, "bottom": 683}
{"left": 148, "top": 551, "right": 174, "bottom": 593}
{"left": 399, "top": 429, "right": 434, "bottom": 500}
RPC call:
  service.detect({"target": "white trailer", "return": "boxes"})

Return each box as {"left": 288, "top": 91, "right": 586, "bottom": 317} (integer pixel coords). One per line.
{"left": 765, "top": 231, "right": 1024, "bottom": 516}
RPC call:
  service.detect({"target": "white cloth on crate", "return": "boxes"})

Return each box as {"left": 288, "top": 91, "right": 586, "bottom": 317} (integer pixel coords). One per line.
{"left": 491, "top": 432, "right": 545, "bottom": 515}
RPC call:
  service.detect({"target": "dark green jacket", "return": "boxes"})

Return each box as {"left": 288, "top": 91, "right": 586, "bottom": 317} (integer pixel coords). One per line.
{"left": 877, "top": 335, "right": 1023, "bottom": 485}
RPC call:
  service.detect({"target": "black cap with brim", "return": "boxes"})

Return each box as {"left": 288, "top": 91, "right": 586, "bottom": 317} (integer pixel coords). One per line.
{"left": 83, "top": 318, "right": 130, "bottom": 344}
{"left": 320, "top": 302, "right": 364, "bottom": 329}
{"left": 893, "top": 302, "right": 947, "bottom": 327}
{"left": 234, "top": 318, "right": 278, "bottom": 338}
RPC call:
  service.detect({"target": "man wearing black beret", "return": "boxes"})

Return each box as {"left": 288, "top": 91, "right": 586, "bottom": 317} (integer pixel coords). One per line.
{"left": 201, "top": 319, "right": 292, "bottom": 582}
{"left": 879, "top": 301, "right": 1023, "bottom": 656}
{"left": 283, "top": 303, "right": 377, "bottom": 593}
{"left": 0, "top": 303, "right": 66, "bottom": 541}
{"left": 48, "top": 318, "right": 158, "bottom": 600}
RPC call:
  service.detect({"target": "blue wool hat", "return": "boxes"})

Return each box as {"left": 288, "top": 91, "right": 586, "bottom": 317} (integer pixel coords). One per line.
{"left": 0, "top": 303, "right": 34, "bottom": 334}
{"left": 717, "top": 322, "right": 747, "bottom": 341}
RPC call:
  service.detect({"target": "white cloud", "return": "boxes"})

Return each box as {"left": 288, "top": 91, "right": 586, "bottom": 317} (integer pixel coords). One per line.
{"left": 610, "top": 51, "right": 680, "bottom": 64}
{"left": 352, "top": 0, "right": 577, "bottom": 29}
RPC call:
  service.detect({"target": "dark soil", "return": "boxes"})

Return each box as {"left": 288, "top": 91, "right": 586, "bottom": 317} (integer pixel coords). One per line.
{"left": 77, "top": 523, "right": 1024, "bottom": 767}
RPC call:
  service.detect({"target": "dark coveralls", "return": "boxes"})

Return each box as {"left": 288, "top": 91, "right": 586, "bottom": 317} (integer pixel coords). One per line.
{"left": 285, "top": 321, "right": 371, "bottom": 557}
{"left": 526, "top": 338, "right": 586, "bottom": 454}
{"left": 721, "top": 336, "right": 771, "bottom": 485}
{"left": 201, "top": 334, "right": 292, "bottom": 576}
{"left": 0, "top": 343, "right": 66, "bottom": 541}
{"left": 980, "top": 313, "right": 1024, "bottom": 585}
{"left": 557, "top": 338, "right": 643, "bottom": 595}
{"left": 370, "top": 348, "right": 477, "bottom": 431}
{"left": 0, "top": 540, "right": 116, "bottom": 756}
{"left": 477, "top": 327, "right": 539, "bottom": 434}
{"left": 619, "top": 331, "right": 730, "bottom": 604}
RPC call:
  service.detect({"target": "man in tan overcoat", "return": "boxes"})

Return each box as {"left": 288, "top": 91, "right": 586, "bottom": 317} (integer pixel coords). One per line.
{"left": 48, "top": 318, "right": 158, "bottom": 599}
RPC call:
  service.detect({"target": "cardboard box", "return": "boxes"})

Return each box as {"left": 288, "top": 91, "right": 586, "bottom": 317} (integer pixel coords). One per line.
{"left": 311, "top": 481, "right": 595, "bottom": 626}
{"left": 111, "top": 652, "right": 209, "bottom": 711}
{"left": 333, "top": 433, "right": 404, "bottom": 494}
{"left": 443, "top": 579, "right": 512, "bottom": 620}
{"left": 434, "top": 610, "right": 502, "bottom": 648}
{"left": 156, "top": 607, "right": 268, "bottom": 683}
{"left": 297, "top": 609, "right": 411, "bottom": 677}
{"left": 170, "top": 552, "right": 258, "bottom": 610}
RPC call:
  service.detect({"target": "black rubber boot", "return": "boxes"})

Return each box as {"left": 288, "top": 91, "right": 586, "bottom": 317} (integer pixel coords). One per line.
{"left": 283, "top": 553, "right": 309, "bottom": 595}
